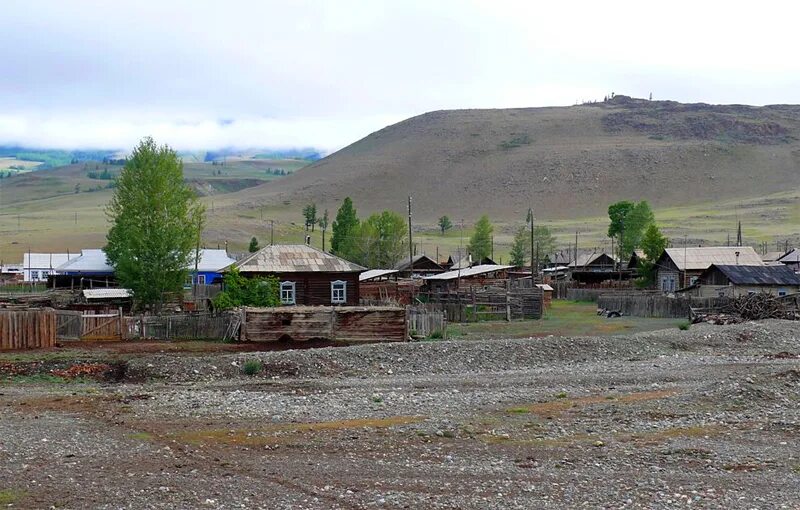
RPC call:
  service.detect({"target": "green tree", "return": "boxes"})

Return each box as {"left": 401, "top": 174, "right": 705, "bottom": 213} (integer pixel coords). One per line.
{"left": 468, "top": 215, "right": 493, "bottom": 262}
{"left": 637, "top": 223, "right": 668, "bottom": 285}
{"left": 105, "top": 137, "right": 205, "bottom": 311}
{"left": 302, "top": 203, "right": 317, "bottom": 232}
{"left": 331, "top": 197, "right": 359, "bottom": 261}
{"left": 619, "top": 201, "right": 655, "bottom": 259}
{"left": 509, "top": 226, "right": 528, "bottom": 267}
{"left": 212, "top": 268, "right": 279, "bottom": 310}
{"left": 356, "top": 210, "right": 408, "bottom": 268}
{"left": 607, "top": 201, "right": 635, "bottom": 239}
{"left": 438, "top": 215, "right": 453, "bottom": 235}
{"left": 248, "top": 236, "right": 260, "bottom": 253}
{"left": 533, "top": 225, "right": 557, "bottom": 261}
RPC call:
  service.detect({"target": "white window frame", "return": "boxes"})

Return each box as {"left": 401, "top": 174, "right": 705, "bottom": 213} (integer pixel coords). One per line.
{"left": 196, "top": 274, "right": 206, "bottom": 285}
{"left": 280, "top": 281, "right": 296, "bottom": 305}
{"left": 331, "top": 280, "right": 347, "bottom": 304}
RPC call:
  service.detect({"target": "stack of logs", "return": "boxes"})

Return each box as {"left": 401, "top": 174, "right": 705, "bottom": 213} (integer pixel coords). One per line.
{"left": 694, "top": 293, "right": 798, "bottom": 323}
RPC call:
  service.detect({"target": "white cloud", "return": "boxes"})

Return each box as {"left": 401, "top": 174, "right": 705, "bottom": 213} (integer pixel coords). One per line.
{"left": 1, "top": 0, "right": 799, "bottom": 150}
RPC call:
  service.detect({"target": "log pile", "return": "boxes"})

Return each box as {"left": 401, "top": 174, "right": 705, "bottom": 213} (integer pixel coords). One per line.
{"left": 693, "top": 293, "right": 799, "bottom": 324}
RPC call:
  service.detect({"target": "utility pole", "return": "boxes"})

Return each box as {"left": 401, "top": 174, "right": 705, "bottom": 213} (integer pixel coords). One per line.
{"left": 270, "top": 220, "right": 275, "bottom": 245}
{"left": 683, "top": 234, "right": 688, "bottom": 289}
{"left": 407, "top": 196, "right": 414, "bottom": 278}
{"left": 457, "top": 218, "right": 464, "bottom": 290}
{"left": 527, "top": 208, "right": 534, "bottom": 281}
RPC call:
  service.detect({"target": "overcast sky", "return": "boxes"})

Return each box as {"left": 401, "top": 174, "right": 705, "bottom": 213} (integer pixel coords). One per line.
{"left": 2, "top": 0, "right": 799, "bottom": 152}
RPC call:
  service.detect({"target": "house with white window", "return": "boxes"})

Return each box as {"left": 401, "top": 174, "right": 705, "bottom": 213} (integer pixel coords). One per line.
{"left": 653, "top": 246, "right": 763, "bottom": 292}
{"left": 225, "top": 244, "right": 365, "bottom": 306}
{"left": 23, "top": 252, "right": 78, "bottom": 282}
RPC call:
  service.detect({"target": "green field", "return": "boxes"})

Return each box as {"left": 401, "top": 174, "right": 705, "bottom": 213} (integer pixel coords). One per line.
{"left": 448, "top": 301, "right": 685, "bottom": 339}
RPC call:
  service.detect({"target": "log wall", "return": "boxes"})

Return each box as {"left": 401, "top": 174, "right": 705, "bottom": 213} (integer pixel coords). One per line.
{"left": 597, "top": 294, "right": 731, "bottom": 318}
{"left": 243, "top": 306, "right": 407, "bottom": 343}
{"left": 0, "top": 308, "right": 56, "bottom": 350}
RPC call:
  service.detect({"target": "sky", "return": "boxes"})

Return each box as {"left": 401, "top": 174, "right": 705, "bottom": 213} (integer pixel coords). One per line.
{"left": 2, "top": 0, "right": 800, "bottom": 153}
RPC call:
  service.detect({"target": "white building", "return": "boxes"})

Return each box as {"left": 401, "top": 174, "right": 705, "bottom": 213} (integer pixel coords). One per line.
{"left": 23, "top": 253, "right": 78, "bottom": 282}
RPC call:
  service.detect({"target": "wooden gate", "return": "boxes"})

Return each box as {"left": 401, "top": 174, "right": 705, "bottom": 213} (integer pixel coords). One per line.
{"left": 81, "top": 310, "right": 123, "bottom": 341}
{"left": 56, "top": 310, "right": 82, "bottom": 340}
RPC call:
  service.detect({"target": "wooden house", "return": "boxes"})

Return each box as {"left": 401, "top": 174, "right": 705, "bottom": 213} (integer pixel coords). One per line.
{"left": 568, "top": 252, "right": 622, "bottom": 284}
{"left": 424, "top": 264, "right": 512, "bottom": 292}
{"left": 685, "top": 264, "right": 800, "bottom": 297}
{"left": 654, "top": 246, "right": 763, "bottom": 292}
{"left": 777, "top": 248, "right": 800, "bottom": 270}
{"left": 394, "top": 254, "right": 444, "bottom": 277}
{"left": 228, "top": 244, "right": 365, "bottom": 306}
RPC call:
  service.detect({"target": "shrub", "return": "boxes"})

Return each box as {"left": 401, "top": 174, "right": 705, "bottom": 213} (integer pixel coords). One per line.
{"left": 213, "top": 268, "right": 280, "bottom": 311}
{"left": 678, "top": 321, "right": 691, "bottom": 331}
{"left": 242, "top": 359, "right": 262, "bottom": 376}
{"left": 428, "top": 329, "right": 444, "bottom": 340}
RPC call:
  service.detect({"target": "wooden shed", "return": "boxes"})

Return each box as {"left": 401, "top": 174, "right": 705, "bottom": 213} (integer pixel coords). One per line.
{"left": 242, "top": 306, "right": 407, "bottom": 343}
{"left": 228, "top": 244, "right": 365, "bottom": 306}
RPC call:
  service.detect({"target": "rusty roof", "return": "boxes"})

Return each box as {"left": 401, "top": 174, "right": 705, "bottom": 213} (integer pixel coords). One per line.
{"left": 231, "top": 244, "right": 365, "bottom": 273}
{"left": 663, "top": 246, "right": 763, "bottom": 271}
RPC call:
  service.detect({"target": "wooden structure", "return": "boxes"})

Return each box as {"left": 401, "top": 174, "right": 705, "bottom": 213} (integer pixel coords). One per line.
{"left": 242, "top": 306, "right": 407, "bottom": 343}
{"left": 568, "top": 252, "right": 629, "bottom": 284}
{"left": 654, "top": 246, "right": 763, "bottom": 292}
{"left": 229, "top": 244, "right": 365, "bottom": 306}
{"left": 424, "top": 264, "right": 513, "bottom": 293}
{"left": 422, "top": 282, "right": 543, "bottom": 322}
{"left": 394, "top": 254, "right": 444, "bottom": 277}
{"left": 0, "top": 308, "right": 56, "bottom": 350}
{"left": 684, "top": 264, "right": 800, "bottom": 298}
{"left": 597, "top": 293, "right": 731, "bottom": 319}
{"left": 56, "top": 309, "right": 123, "bottom": 341}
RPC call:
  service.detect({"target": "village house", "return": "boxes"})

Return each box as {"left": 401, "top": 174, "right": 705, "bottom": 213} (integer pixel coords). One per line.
{"left": 393, "top": 254, "right": 444, "bottom": 278}
{"left": 423, "top": 264, "right": 512, "bottom": 292}
{"left": 568, "top": 252, "right": 622, "bottom": 284}
{"left": 0, "top": 264, "right": 23, "bottom": 284}
{"left": 654, "top": 246, "right": 763, "bottom": 292}
{"left": 228, "top": 244, "right": 365, "bottom": 306}
{"left": 23, "top": 252, "right": 78, "bottom": 282}
{"left": 776, "top": 248, "right": 800, "bottom": 270}
{"left": 684, "top": 264, "right": 800, "bottom": 298}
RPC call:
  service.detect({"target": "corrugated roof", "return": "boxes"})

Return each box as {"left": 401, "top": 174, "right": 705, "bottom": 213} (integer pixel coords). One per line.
{"left": 57, "top": 249, "right": 113, "bottom": 273}
{"left": 359, "top": 269, "right": 399, "bottom": 281}
{"left": 82, "top": 288, "right": 132, "bottom": 299}
{"left": 778, "top": 248, "right": 800, "bottom": 263}
{"left": 707, "top": 264, "right": 800, "bottom": 285}
{"left": 232, "top": 244, "right": 365, "bottom": 273}
{"left": 569, "top": 252, "right": 614, "bottom": 268}
{"left": 425, "top": 264, "right": 512, "bottom": 281}
{"left": 195, "top": 249, "right": 237, "bottom": 272}
{"left": 663, "top": 246, "right": 763, "bottom": 271}
{"left": 23, "top": 253, "right": 76, "bottom": 269}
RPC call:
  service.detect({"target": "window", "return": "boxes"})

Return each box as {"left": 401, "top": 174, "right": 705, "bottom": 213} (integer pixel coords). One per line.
{"left": 331, "top": 280, "right": 347, "bottom": 304}
{"left": 779, "top": 290, "right": 787, "bottom": 297}
{"left": 196, "top": 274, "right": 206, "bottom": 285}
{"left": 280, "top": 281, "right": 296, "bottom": 305}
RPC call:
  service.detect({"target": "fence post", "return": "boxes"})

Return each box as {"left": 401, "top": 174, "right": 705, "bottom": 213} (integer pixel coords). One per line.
{"left": 505, "top": 280, "right": 511, "bottom": 322}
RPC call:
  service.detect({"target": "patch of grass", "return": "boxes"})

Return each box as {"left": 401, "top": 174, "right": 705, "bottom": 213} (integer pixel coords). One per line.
{"left": 1, "top": 374, "right": 75, "bottom": 384}
{"left": 242, "top": 359, "right": 263, "bottom": 376}
{"left": 498, "top": 133, "right": 532, "bottom": 149}
{"left": 555, "top": 392, "right": 568, "bottom": 399}
{"left": 128, "top": 432, "right": 154, "bottom": 441}
{"left": 0, "top": 489, "right": 26, "bottom": 505}
{"left": 507, "top": 407, "right": 530, "bottom": 414}
{"left": 427, "top": 329, "right": 444, "bottom": 340}
{"left": 678, "top": 321, "right": 691, "bottom": 330}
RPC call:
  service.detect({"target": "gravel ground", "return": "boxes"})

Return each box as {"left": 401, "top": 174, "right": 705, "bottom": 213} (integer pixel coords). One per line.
{"left": 0, "top": 320, "right": 798, "bottom": 509}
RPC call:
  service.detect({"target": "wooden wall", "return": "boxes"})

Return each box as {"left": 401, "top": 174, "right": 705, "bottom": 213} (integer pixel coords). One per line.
{"left": 242, "top": 306, "right": 406, "bottom": 343}
{"left": 0, "top": 309, "right": 56, "bottom": 350}
{"left": 243, "top": 271, "right": 360, "bottom": 306}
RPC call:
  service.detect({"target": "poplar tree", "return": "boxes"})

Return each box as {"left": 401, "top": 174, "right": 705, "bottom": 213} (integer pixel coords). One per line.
{"left": 468, "top": 215, "right": 493, "bottom": 262}
{"left": 105, "top": 137, "right": 205, "bottom": 310}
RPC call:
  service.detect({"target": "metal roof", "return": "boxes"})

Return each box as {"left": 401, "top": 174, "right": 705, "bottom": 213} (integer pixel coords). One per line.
{"left": 777, "top": 248, "right": 800, "bottom": 263}
{"left": 568, "top": 252, "right": 615, "bottom": 268}
{"left": 394, "top": 254, "right": 442, "bottom": 271}
{"left": 82, "top": 288, "right": 133, "bottom": 299}
{"left": 663, "top": 246, "right": 763, "bottom": 271}
{"left": 23, "top": 253, "right": 77, "bottom": 269}
{"left": 57, "top": 249, "right": 113, "bottom": 273}
{"left": 232, "top": 244, "right": 365, "bottom": 273}
{"left": 55, "top": 248, "right": 235, "bottom": 273}
{"left": 706, "top": 264, "right": 800, "bottom": 285}
{"left": 425, "top": 264, "right": 512, "bottom": 281}
{"left": 359, "top": 269, "right": 399, "bottom": 281}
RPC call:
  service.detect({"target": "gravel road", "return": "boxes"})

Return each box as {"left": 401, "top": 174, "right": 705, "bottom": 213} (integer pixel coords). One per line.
{"left": 1, "top": 320, "right": 798, "bottom": 509}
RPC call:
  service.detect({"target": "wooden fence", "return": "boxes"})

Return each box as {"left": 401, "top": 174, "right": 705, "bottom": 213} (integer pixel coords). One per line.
{"left": 242, "top": 306, "right": 407, "bottom": 343}
{"left": 407, "top": 306, "right": 447, "bottom": 338}
{"left": 597, "top": 294, "right": 732, "bottom": 318}
{"left": 0, "top": 309, "right": 56, "bottom": 350}
{"left": 567, "top": 288, "right": 660, "bottom": 303}
{"left": 125, "top": 314, "right": 231, "bottom": 340}
{"left": 422, "top": 284, "right": 543, "bottom": 322}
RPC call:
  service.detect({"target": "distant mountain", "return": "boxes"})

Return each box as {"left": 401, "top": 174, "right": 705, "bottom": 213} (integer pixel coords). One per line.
{"left": 228, "top": 96, "right": 800, "bottom": 221}
{"left": 0, "top": 146, "right": 117, "bottom": 169}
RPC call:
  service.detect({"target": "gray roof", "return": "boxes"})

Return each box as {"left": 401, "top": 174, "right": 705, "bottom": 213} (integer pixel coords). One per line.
{"left": 663, "top": 246, "right": 763, "bottom": 271}
{"left": 569, "top": 252, "right": 615, "bottom": 268}
{"left": 425, "top": 264, "right": 512, "bottom": 281}
{"left": 707, "top": 264, "right": 800, "bottom": 285}
{"left": 57, "top": 249, "right": 113, "bottom": 273}
{"left": 232, "top": 244, "right": 365, "bottom": 273}
{"left": 83, "top": 288, "right": 133, "bottom": 299}
{"left": 359, "top": 269, "right": 399, "bottom": 281}
{"left": 778, "top": 248, "right": 800, "bottom": 263}
{"left": 23, "top": 253, "right": 76, "bottom": 269}
{"left": 394, "top": 254, "right": 442, "bottom": 271}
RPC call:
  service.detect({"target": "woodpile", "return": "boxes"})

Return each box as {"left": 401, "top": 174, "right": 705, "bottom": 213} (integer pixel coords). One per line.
{"left": 692, "top": 293, "right": 800, "bottom": 323}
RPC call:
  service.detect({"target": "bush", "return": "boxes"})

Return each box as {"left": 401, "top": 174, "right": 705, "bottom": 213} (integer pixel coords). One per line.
{"left": 242, "top": 359, "right": 262, "bottom": 376}
{"left": 212, "top": 268, "right": 280, "bottom": 310}
{"left": 428, "top": 329, "right": 444, "bottom": 340}
{"left": 678, "top": 321, "right": 691, "bottom": 331}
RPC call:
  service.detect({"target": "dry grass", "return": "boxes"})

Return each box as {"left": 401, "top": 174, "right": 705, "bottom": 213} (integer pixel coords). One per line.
{"left": 505, "top": 389, "right": 679, "bottom": 418}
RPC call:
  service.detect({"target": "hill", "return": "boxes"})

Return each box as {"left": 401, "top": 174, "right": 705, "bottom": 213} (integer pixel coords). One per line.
{"left": 231, "top": 96, "right": 800, "bottom": 222}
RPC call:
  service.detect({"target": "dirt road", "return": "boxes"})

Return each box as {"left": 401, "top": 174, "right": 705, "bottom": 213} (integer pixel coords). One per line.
{"left": 1, "top": 320, "right": 798, "bottom": 508}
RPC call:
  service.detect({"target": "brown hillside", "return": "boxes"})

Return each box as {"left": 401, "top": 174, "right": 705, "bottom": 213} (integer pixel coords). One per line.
{"left": 231, "top": 96, "right": 800, "bottom": 222}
